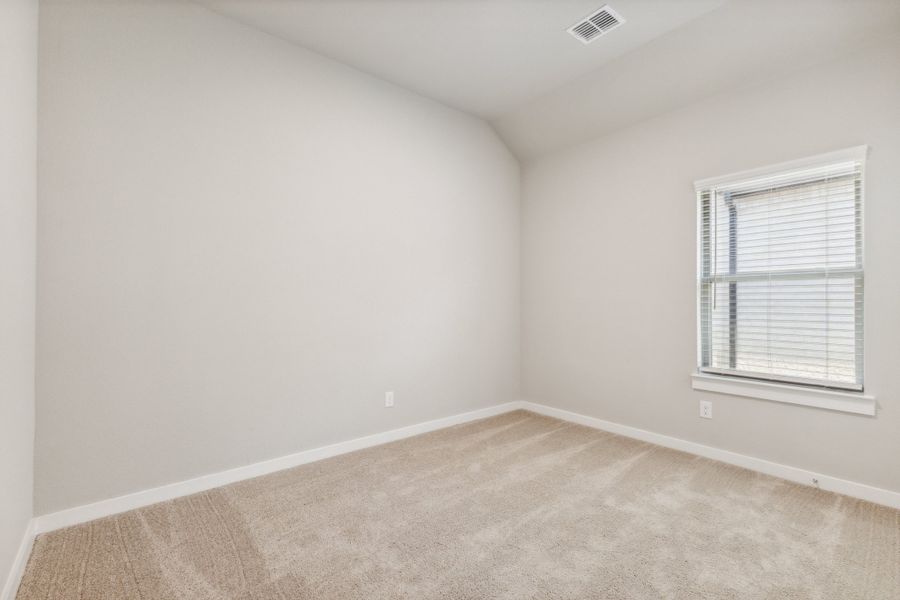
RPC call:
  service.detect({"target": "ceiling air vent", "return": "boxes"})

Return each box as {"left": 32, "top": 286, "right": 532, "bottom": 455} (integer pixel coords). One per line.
{"left": 567, "top": 5, "right": 625, "bottom": 44}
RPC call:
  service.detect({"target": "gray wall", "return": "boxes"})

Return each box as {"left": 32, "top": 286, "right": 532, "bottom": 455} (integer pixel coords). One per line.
{"left": 36, "top": 2, "right": 520, "bottom": 514}
{"left": 0, "top": 0, "right": 37, "bottom": 588}
{"left": 522, "top": 39, "right": 900, "bottom": 493}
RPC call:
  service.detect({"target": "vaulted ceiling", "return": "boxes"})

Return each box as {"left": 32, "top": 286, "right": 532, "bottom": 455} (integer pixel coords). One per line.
{"left": 199, "top": 0, "right": 900, "bottom": 159}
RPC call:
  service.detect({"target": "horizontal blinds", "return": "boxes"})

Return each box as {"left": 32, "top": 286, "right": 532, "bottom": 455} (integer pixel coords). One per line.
{"left": 698, "top": 160, "right": 863, "bottom": 390}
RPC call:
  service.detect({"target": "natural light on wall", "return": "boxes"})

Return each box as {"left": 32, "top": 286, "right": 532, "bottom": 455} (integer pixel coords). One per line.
{"left": 693, "top": 147, "right": 873, "bottom": 415}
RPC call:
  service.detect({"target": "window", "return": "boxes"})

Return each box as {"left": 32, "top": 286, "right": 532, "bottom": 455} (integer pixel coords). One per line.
{"left": 696, "top": 147, "right": 865, "bottom": 395}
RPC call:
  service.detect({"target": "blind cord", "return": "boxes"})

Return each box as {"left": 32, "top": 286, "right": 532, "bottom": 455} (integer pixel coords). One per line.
{"left": 712, "top": 190, "right": 717, "bottom": 310}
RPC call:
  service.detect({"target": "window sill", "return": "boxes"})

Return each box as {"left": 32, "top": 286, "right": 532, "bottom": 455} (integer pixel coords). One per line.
{"left": 691, "top": 373, "right": 876, "bottom": 416}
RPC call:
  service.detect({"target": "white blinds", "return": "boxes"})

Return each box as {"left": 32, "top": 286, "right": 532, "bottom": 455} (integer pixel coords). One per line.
{"left": 697, "top": 154, "right": 864, "bottom": 391}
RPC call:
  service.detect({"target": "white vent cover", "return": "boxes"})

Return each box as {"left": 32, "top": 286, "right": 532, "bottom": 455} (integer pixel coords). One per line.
{"left": 567, "top": 5, "right": 625, "bottom": 44}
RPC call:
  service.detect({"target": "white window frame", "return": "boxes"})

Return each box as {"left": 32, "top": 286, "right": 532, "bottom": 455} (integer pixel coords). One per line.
{"left": 692, "top": 146, "right": 875, "bottom": 416}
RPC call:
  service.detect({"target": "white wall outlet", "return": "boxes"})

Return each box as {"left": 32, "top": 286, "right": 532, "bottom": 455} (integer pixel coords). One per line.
{"left": 385, "top": 391, "right": 394, "bottom": 408}
{"left": 699, "top": 400, "right": 713, "bottom": 419}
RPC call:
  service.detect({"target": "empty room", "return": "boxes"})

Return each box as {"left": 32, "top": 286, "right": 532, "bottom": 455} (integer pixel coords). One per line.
{"left": 2, "top": 0, "right": 900, "bottom": 598}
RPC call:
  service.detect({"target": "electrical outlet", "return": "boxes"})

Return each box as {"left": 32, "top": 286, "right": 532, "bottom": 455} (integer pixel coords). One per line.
{"left": 385, "top": 391, "right": 394, "bottom": 408}
{"left": 699, "top": 400, "right": 712, "bottom": 419}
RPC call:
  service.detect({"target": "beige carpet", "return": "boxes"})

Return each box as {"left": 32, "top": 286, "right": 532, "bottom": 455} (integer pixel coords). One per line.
{"left": 17, "top": 410, "right": 900, "bottom": 599}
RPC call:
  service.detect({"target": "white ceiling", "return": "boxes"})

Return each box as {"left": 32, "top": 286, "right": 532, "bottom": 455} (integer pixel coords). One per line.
{"left": 199, "top": 0, "right": 725, "bottom": 118}
{"left": 495, "top": 0, "right": 900, "bottom": 159}
{"left": 199, "top": 0, "right": 900, "bottom": 159}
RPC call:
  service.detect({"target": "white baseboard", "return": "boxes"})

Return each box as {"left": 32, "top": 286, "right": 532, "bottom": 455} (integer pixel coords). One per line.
{"left": 520, "top": 400, "right": 900, "bottom": 510}
{"left": 29, "top": 398, "right": 900, "bottom": 539}
{"left": 1, "top": 519, "right": 35, "bottom": 600}
{"left": 33, "top": 402, "right": 523, "bottom": 535}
